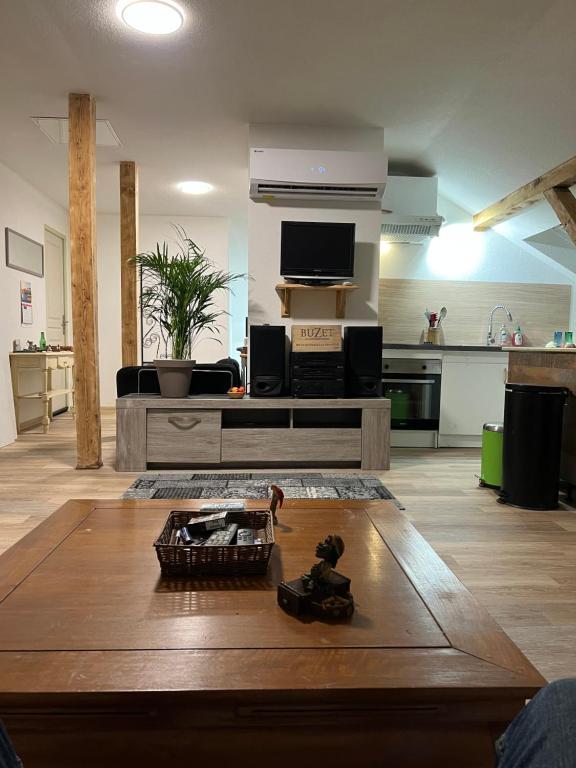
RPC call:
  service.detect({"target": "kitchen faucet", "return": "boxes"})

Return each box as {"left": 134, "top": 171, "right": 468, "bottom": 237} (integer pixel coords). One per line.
{"left": 487, "top": 304, "right": 513, "bottom": 346}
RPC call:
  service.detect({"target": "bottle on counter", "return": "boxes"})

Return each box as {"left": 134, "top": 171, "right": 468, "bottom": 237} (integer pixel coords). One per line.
{"left": 500, "top": 324, "right": 510, "bottom": 346}
{"left": 513, "top": 326, "right": 523, "bottom": 347}
{"left": 39, "top": 331, "right": 47, "bottom": 351}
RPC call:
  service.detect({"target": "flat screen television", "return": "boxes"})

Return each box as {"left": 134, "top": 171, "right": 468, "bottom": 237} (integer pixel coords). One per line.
{"left": 280, "top": 221, "right": 355, "bottom": 280}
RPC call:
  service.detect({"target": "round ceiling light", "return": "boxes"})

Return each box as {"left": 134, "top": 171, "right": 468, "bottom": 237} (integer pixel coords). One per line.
{"left": 177, "top": 180, "right": 213, "bottom": 195}
{"left": 117, "top": 0, "right": 184, "bottom": 35}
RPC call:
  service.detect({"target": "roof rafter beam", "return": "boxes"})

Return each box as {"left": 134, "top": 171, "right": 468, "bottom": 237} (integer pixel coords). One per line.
{"left": 544, "top": 186, "right": 576, "bottom": 248}
{"left": 473, "top": 155, "right": 576, "bottom": 231}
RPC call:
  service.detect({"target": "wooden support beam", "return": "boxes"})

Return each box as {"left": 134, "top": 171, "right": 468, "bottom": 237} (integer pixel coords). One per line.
{"left": 68, "top": 93, "right": 102, "bottom": 469}
{"left": 473, "top": 155, "right": 576, "bottom": 231}
{"left": 544, "top": 187, "right": 576, "bottom": 248}
{"left": 120, "top": 161, "right": 139, "bottom": 366}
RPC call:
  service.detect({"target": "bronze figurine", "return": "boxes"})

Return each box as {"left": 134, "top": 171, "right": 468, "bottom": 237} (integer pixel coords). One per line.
{"left": 277, "top": 533, "right": 354, "bottom": 620}
{"left": 269, "top": 484, "right": 284, "bottom": 525}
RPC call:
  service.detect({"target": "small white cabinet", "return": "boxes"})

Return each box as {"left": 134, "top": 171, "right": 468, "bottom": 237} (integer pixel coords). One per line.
{"left": 439, "top": 353, "right": 508, "bottom": 447}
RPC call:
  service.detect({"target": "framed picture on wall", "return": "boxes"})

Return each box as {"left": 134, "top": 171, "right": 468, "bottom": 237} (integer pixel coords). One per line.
{"left": 5, "top": 227, "right": 44, "bottom": 277}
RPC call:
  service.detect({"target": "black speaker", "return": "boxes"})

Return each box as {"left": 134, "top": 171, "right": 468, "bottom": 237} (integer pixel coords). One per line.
{"left": 250, "top": 325, "right": 288, "bottom": 397}
{"left": 344, "top": 326, "right": 383, "bottom": 397}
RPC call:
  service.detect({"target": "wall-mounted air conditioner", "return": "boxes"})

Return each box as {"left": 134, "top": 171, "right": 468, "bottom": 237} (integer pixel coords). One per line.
{"left": 381, "top": 176, "right": 443, "bottom": 243}
{"left": 249, "top": 147, "right": 388, "bottom": 203}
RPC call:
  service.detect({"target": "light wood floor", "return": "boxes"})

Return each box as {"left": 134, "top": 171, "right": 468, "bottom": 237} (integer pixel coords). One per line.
{"left": 1, "top": 410, "right": 575, "bottom": 681}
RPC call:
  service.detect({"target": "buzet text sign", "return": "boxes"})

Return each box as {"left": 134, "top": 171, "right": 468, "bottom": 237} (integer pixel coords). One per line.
{"left": 291, "top": 325, "right": 342, "bottom": 352}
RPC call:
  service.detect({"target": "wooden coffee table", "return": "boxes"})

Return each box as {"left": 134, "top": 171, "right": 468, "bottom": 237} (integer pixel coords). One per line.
{"left": 0, "top": 499, "right": 545, "bottom": 767}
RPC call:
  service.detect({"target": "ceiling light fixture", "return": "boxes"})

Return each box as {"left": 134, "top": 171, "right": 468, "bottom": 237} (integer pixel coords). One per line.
{"left": 116, "top": 0, "right": 184, "bottom": 35}
{"left": 177, "top": 180, "right": 213, "bottom": 195}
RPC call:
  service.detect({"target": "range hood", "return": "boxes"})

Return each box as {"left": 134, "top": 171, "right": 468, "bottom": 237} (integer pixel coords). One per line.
{"left": 381, "top": 176, "right": 443, "bottom": 243}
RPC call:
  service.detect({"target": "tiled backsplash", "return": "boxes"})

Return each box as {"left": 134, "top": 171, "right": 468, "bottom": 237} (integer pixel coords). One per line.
{"left": 378, "top": 278, "right": 571, "bottom": 347}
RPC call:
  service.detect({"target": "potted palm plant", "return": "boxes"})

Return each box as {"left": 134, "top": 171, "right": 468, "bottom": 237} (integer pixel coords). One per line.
{"left": 134, "top": 227, "right": 243, "bottom": 398}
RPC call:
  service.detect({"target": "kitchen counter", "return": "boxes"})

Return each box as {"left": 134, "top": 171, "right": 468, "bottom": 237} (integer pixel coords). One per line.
{"left": 383, "top": 344, "right": 507, "bottom": 352}
{"left": 507, "top": 349, "right": 576, "bottom": 485}
{"left": 507, "top": 346, "right": 576, "bottom": 353}
{"left": 381, "top": 344, "right": 508, "bottom": 450}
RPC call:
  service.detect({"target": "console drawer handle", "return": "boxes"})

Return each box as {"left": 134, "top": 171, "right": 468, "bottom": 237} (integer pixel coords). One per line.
{"left": 168, "top": 416, "right": 201, "bottom": 430}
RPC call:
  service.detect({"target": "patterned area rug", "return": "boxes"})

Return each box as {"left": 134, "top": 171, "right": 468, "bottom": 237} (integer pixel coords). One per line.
{"left": 123, "top": 472, "right": 403, "bottom": 507}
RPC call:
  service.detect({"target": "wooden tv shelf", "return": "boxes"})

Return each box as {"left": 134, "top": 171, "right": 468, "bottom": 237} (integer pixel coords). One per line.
{"left": 116, "top": 395, "right": 390, "bottom": 472}
{"left": 275, "top": 283, "right": 359, "bottom": 318}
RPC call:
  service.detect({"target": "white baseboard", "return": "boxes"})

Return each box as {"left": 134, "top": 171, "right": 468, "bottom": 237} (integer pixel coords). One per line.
{"left": 438, "top": 434, "right": 482, "bottom": 448}
{"left": 391, "top": 430, "right": 438, "bottom": 448}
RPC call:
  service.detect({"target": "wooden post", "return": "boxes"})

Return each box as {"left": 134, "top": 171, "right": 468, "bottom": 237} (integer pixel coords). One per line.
{"left": 68, "top": 93, "right": 102, "bottom": 469}
{"left": 120, "top": 161, "right": 139, "bottom": 366}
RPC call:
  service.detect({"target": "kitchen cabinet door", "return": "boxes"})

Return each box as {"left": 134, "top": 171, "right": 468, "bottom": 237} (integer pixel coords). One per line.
{"left": 439, "top": 355, "right": 508, "bottom": 447}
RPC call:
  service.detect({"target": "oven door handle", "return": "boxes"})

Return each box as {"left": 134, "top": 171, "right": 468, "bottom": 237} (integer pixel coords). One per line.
{"left": 382, "top": 378, "right": 435, "bottom": 385}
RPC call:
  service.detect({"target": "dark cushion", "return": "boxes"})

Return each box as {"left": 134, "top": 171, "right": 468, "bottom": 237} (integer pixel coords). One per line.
{"left": 116, "top": 360, "right": 241, "bottom": 398}
{"left": 116, "top": 366, "right": 160, "bottom": 397}
{"left": 216, "top": 357, "right": 241, "bottom": 382}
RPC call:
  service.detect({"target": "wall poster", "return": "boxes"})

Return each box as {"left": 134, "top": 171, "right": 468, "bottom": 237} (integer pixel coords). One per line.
{"left": 20, "top": 280, "right": 33, "bottom": 325}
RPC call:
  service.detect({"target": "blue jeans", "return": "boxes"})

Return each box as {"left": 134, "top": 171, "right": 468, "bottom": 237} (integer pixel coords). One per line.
{"left": 0, "top": 720, "right": 21, "bottom": 768}
{"left": 496, "top": 679, "right": 576, "bottom": 767}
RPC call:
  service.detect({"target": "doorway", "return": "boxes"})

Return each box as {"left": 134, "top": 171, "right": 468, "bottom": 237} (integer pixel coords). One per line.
{"left": 44, "top": 227, "right": 70, "bottom": 415}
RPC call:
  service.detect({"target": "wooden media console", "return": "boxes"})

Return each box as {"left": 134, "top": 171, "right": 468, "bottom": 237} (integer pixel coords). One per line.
{"left": 116, "top": 395, "right": 390, "bottom": 472}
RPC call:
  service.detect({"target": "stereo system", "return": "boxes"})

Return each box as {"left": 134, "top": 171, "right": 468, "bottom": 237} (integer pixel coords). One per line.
{"left": 249, "top": 324, "right": 382, "bottom": 399}
{"left": 291, "top": 352, "right": 345, "bottom": 398}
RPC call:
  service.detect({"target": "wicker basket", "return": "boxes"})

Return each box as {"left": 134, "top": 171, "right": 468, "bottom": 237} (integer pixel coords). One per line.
{"left": 154, "top": 509, "right": 275, "bottom": 577}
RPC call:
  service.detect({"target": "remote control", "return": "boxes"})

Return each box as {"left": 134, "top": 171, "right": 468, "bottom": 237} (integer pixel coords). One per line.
{"left": 184, "top": 511, "right": 228, "bottom": 535}
{"left": 179, "top": 526, "right": 193, "bottom": 544}
{"left": 176, "top": 528, "right": 207, "bottom": 546}
{"left": 204, "top": 524, "right": 238, "bottom": 546}
{"left": 236, "top": 528, "right": 255, "bottom": 545}
{"left": 200, "top": 502, "right": 245, "bottom": 511}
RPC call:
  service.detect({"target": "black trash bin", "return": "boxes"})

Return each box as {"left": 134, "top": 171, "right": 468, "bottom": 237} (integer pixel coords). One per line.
{"left": 499, "top": 383, "right": 569, "bottom": 510}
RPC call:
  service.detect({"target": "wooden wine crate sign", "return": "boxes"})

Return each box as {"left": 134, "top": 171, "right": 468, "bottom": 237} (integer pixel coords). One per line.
{"left": 291, "top": 325, "right": 342, "bottom": 352}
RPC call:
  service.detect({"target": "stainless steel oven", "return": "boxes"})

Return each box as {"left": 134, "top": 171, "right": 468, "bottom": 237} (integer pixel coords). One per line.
{"left": 382, "top": 358, "right": 442, "bottom": 430}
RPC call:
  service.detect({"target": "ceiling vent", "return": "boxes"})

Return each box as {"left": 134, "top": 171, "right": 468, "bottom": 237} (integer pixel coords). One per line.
{"left": 31, "top": 117, "right": 121, "bottom": 147}
{"left": 250, "top": 147, "right": 387, "bottom": 203}
{"left": 381, "top": 176, "right": 443, "bottom": 243}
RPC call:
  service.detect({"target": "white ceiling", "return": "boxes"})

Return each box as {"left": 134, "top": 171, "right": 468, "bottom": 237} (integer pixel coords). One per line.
{"left": 0, "top": 0, "right": 575, "bottom": 221}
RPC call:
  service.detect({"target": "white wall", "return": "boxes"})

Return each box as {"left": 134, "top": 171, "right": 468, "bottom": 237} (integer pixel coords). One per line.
{"left": 493, "top": 195, "right": 576, "bottom": 330}
{"left": 0, "top": 161, "right": 68, "bottom": 447}
{"left": 249, "top": 204, "right": 381, "bottom": 329}
{"left": 228, "top": 216, "right": 249, "bottom": 355}
{"left": 380, "top": 194, "right": 576, "bottom": 287}
{"left": 248, "top": 125, "right": 384, "bottom": 334}
{"left": 97, "top": 214, "right": 231, "bottom": 406}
